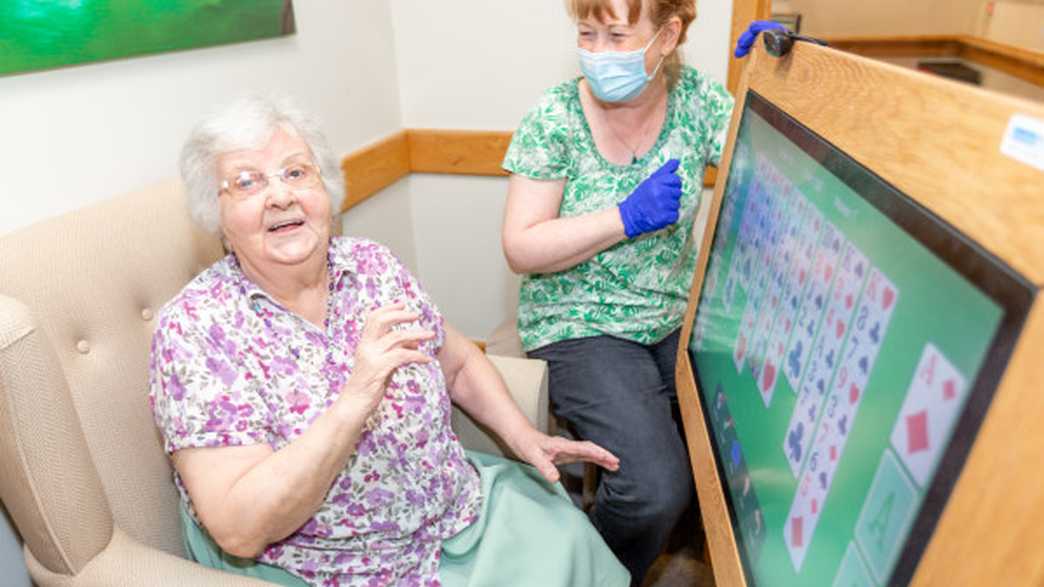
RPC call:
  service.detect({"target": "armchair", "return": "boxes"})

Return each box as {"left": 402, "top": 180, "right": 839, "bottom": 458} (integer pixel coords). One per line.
{"left": 0, "top": 181, "right": 548, "bottom": 585}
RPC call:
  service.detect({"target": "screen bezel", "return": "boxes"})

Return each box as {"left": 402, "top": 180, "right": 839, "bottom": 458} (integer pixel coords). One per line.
{"left": 688, "top": 89, "right": 1037, "bottom": 586}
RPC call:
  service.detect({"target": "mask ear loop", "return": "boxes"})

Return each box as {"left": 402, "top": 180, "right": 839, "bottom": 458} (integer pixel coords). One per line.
{"left": 644, "top": 27, "right": 668, "bottom": 80}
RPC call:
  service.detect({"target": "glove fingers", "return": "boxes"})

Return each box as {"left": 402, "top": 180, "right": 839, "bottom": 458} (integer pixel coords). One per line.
{"left": 751, "top": 20, "right": 781, "bottom": 34}
{"left": 736, "top": 20, "right": 786, "bottom": 57}
{"left": 737, "top": 29, "right": 758, "bottom": 50}
{"left": 653, "top": 158, "right": 681, "bottom": 176}
{"left": 660, "top": 176, "right": 682, "bottom": 189}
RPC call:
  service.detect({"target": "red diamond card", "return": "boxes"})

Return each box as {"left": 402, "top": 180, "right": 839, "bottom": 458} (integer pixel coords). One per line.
{"left": 890, "top": 344, "right": 967, "bottom": 488}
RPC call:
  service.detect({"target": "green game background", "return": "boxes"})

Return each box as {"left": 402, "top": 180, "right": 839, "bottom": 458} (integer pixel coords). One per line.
{"left": 690, "top": 107, "right": 1004, "bottom": 585}
{"left": 0, "top": 0, "right": 292, "bottom": 77}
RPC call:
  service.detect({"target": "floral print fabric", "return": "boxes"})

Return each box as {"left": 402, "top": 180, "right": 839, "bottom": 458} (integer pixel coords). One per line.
{"left": 148, "top": 237, "right": 481, "bottom": 586}
{"left": 503, "top": 66, "right": 734, "bottom": 351}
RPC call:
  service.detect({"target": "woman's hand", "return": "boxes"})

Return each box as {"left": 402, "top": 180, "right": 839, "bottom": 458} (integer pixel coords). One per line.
{"left": 341, "top": 302, "right": 433, "bottom": 413}
{"left": 617, "top": 158, "right": 683, "bottom": 238}
{"left": 508, "top": 427, "right": 620, "bottom": 484}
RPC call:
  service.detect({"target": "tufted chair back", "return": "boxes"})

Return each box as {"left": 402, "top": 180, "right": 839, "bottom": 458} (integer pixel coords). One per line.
{"left": 0, "top": 181, "right": 224, "bottom": 574}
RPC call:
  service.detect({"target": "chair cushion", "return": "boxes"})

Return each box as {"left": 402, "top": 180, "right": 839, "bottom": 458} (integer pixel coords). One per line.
{"left": 0, "top": 181, "right": 224, "bottom": 559}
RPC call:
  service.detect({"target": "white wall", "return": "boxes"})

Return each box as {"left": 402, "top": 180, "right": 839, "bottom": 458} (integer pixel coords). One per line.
{"left": 387, "top": 0, "right": 734, "bottom": 340}
{"left": 983, "top": 1, "right": 1044, "bottom": 51}
{"left": 778, "top": 0, "right": 982, "bottom": 36}
{"left": 390, "top": 0, "right": 731, "bottom": 129}
{"left": 407, "top": 174, "right": 522, "bottom": 338}
{"left": 341, "top": 177, "right": 418, "bottom": 272}
{"left": 0, "top": 2, "right": 403, "bottom": 236}
{"left": 0, "top": 2, "right": 404, "bottom": 582}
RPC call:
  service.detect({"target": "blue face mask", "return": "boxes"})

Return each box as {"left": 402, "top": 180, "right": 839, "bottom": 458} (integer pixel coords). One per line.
{"left": 578, "top": 28, "right": 665, "bottom": 103}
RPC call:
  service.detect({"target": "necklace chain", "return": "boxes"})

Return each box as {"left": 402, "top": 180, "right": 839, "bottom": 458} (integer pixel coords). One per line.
{"left": 602, "top": 99, "right": 663, "bottom": 164}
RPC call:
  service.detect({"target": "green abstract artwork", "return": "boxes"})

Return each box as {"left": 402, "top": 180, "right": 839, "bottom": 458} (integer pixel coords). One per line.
{"left": 0, "top": 0, "right": 294, "bottom": 77}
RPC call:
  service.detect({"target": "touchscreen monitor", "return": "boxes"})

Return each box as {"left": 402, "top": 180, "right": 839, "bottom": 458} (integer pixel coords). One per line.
{"left": 688, "top": 91, "right": 1033, "bottom": 586}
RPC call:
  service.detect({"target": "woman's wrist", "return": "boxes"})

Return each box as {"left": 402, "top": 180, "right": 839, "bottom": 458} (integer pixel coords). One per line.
{"left": 331, "top": 386, "right": 378, "bottom": 428}
{"left": 502, "top": 420, "right": 539, "bottom": 457}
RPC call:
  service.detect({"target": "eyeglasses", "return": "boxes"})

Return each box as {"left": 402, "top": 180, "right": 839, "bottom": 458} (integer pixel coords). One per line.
{"left": 219, "top": 161, "right": 322, "bottom": 200}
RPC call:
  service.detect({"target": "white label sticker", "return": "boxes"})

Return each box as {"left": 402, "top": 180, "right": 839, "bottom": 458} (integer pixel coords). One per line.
{"left": 1000, "top": 114, "right": 1044, "bottom": 172}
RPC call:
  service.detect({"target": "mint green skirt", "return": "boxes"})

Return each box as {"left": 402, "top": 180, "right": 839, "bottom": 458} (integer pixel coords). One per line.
{"left": 181, "top": 451, "right": 629, "bottom": 586}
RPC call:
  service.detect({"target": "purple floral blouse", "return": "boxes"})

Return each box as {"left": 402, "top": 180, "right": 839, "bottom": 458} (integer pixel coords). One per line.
{"left": 148, "top": 237, "right": 481, "bottom": 586}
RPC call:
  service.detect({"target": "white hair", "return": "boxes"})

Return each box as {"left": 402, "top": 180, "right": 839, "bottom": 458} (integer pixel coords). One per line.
{"left": 179, "top": 94, "right": 345, "bottom": 234}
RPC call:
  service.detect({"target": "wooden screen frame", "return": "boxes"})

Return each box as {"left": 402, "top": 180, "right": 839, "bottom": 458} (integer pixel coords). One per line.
{"left": 676, "top": 41, "right": 1044, "bottom": 586}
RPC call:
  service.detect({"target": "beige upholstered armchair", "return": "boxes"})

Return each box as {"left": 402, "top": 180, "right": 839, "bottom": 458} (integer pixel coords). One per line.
{"left": 0, "top": 182, "right": 548, "bottom": 586}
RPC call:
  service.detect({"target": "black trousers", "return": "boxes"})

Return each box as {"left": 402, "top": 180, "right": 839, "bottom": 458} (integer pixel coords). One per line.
{"left": 528, "top": 329, "right": 693, "bottom": 585}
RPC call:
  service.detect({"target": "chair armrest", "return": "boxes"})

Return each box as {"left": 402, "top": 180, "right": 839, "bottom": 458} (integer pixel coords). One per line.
{"left": 26, "top": 528, "right": 273, "bottom": 587}
{"left": 0, "top": 295, "right": 114, "bottom": 575}
{"left": 451, "top": 354, "right": 549, "bottom": 458}
{"left": 485, "top": 317, "right": 524, "bottom": 358}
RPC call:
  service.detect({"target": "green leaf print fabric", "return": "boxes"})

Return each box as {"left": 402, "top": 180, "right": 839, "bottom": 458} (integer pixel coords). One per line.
{"left": 503, "top": 66, "right": 734, "bottom": 352}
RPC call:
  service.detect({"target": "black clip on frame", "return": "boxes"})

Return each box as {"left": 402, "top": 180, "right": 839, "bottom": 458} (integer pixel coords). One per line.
{"left": 762, "top": 29, "right": 829, "bottom": 58}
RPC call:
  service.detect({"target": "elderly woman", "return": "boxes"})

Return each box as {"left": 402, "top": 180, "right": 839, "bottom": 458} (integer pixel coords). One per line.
{"left": 148, "top": 96, "right": 629, "bottom": 587}
{"left": 501, "top": 0, "right": 738, "bottom": 583}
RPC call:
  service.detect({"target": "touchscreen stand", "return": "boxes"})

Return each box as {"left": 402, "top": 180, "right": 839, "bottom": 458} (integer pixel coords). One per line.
{"left": 676, "top": 41, "right": 1044, "bottom": 587}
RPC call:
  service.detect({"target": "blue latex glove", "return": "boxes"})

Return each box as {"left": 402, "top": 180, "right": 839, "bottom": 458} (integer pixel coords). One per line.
{"left": 734, "top": 20, "right": 787, "bottom": 58}
{"left": 618, "top": 159, "right": 683, "bottom": 239}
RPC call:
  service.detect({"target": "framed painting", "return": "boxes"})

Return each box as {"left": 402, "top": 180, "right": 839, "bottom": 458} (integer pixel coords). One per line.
{"left": 0, "top": 0, "right": 295, "bottom": 77}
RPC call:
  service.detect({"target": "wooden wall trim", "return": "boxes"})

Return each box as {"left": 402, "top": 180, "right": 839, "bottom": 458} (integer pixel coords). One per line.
{"left": 339, "top": 130, "right": 409, "bottom": 213}
{"left": 824, "top": 34, "right": 1044, "bottom": 88}
{"left": 957, "top": 35, "right": 1044, "bottom": 88}
{"left": 340, "top": 129, "right": 719, "bottom": 214}
{"left": 407, "top": 129, "right": 512, "bottom": 176}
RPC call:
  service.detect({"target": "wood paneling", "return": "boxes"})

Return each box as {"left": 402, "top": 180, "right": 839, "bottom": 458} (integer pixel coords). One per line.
{"left": 675, "top": 51, "right": 758, "bottom": 587}
{"left": 339, "top": 130, "right": 409, "bottom": 214}
{"left": 340, "top": 129, "right": 720, "bottom": 214}
{"left": 825, "top": 34, "right": 1044, "bottom": 88}
{"left": 958, "top": 35, "right": 1044, "bottom": 87}
{"left": 749, "top": 42, "right": 1044, "bottom": 284}
{"left": 727, "top": 0, "right": 774, "bottom": 95}
{"left": 677, "top": 39, "right": 1044, "bottom": 587}
{"left": 825, "top": 34, "right": 963, "bottom": 58}
{"left": 703, "top": 166, "right": 717, "bottom": 189}
{"left": 406, "top": 129, "right": 512, "bottom": 176}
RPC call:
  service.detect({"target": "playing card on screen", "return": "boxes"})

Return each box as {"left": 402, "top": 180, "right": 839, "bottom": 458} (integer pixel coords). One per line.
{"left": 757, "top": 193, "right": 818, "bottom": 401}
{"left": 724, "top": 182, "right": 760, "bottom": 297}
{"left": 842, "top": 267, "right": 900, "bottom": 391}
{"left": 733, "top": 302, "right": 758, "bottom": 372}
{"left": 748, "top": 190, "right": 796, "bottom": 401}
{"left": 889, "top": 343, "right": 968, "bottom": 488}
{"left": 784, "top": 463, "right": 819, "bottom": 570}
{"left": 784, "top": 222, "right": 844, "bottom": 391}
{"left": 785, "top": 413, "right": 844, "bottom": 572}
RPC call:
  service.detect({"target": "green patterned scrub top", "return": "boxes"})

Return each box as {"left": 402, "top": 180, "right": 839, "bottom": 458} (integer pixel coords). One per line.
{"left": 503, "top": 66, "right": 734, "bottom": 352}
